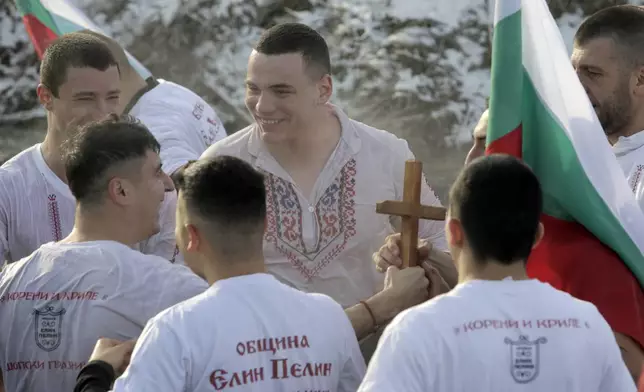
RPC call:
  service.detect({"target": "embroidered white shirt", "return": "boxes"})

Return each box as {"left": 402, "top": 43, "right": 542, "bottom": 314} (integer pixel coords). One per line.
{"left": 0, "top": 144, "right": 180, "bottom": 264}
{"left": 201, "top": 106, "right": 447, "bottom": 307}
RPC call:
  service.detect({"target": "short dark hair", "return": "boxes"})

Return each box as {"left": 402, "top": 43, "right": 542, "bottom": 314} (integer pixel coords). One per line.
{"left": 175, "top": 156, "right": 266, "bottom": 258}
{"left": 62, "top": 114, "right": 160, "bottom": 205}
{"left": 40, "top": 32, "right": 119, "bottom": 98}
{"left": 76, "top": 29, "right": 134, "bottom": 75}
{"left": 574, "top": 5, "right": 644, "bottom": 66}
{"left": 254, "top": 23, "right": 331, "bottom": 77}
{"left": 448, "top": 154, "right": 542, "bottom": 265}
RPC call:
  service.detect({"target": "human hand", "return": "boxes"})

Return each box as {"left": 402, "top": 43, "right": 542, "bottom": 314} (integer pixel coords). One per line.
{"left": 421, "top": 261, "right": 451, "bottom": 298}
{"left": 88, "top": 338, "right": 136, "bottom": 376}
{"left": 373, "top": 233, "right": 432, "bottom": 272}
{"left": 379, "top": 265, "right": 430, "bottom": 318}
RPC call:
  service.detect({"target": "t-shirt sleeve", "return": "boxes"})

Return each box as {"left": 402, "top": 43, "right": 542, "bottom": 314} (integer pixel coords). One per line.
{"left": 112, "top": 317, "right": 187, "bottom": 392}
{"left": 152, "top": 266, "right": 208, "bottom": 314}
{"left": 595, "top": 309, "right": 637, "bottom": 392}
{"left": 357, "top": 311, "right": 431, "bottom": 392}
{"left": 336, "top": 303, "right": 366, "bottom": 392}
{"left": 129, "top": 258, "right": 207, "bottom": 325}
{"left": 394, "top": 142, "right": 448, "bottom": 252}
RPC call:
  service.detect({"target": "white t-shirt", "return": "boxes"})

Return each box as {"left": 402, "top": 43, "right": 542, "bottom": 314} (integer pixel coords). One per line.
{"left": 201, "top": 105, "right": 446, "bottom": 308}
{"left": 129, "top": 78, "right": 227, "bottom": 175}
{"left": 0, "top": 144, "right": 181, "bottom": 264}
{"left": 614, "top": 131, "right": 644, "bottom": 207}
{"left": 0, "top": 240, "right": 208, "bottom": 392}
{"left": 112, "top": 273, "right": 366, "bottom": 392}
{"left": 358, "top": 279, "right": 635, "bottom": 392}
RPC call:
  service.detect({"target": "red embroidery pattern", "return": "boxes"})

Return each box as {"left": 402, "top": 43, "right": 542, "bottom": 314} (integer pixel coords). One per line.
{"left": 47, "top": 194, "right": 62, "bottom": 241}
{"left": 264, "top": 159, "right": 357, "bottom": 280}
{"left": 630, "top": 165, "right": 644, "bottom": 194}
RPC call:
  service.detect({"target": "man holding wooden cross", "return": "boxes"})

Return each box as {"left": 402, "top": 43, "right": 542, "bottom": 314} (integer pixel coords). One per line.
{"left": 201, "top": 23, "right": 458, "bottom": 346}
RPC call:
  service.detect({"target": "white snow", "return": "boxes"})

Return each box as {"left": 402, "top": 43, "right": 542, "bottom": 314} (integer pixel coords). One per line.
{"left": 0, "top": 0, "right": 626, "bottom": 149}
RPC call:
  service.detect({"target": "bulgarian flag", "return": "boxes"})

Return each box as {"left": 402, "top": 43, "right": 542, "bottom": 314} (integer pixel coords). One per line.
{"left": 487, "top": 0, "right": 644, "bottom": 311}
{"left": 14, "top": 0, "right": 151, "bottom": 78}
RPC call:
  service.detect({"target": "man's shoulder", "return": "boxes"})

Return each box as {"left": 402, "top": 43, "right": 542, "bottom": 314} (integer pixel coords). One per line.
{"left": 0, "top": 144, "right": 39, "bottom": 178}
{"left": 300, "top": 291, "right": 346, "bottom": 314}
{"left": 346, "top": 117, "right": 411, "bottom": 155}
{"left": 137, "top": 79, "right": 207, "bottom": 114}
{"left": 201, "top": 126, "right": 254, "bottom": 160}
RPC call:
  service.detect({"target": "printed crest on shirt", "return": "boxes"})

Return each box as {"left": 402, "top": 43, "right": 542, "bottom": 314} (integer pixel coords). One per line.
{"left": 504, "top": 335, "right": 548, "bottom": 384}
{"left": 263, "top": 159, "right": 357, "bottom": 280}
{"left": 192, "top": 102, "right": 204, "bottom": 120}
{"left": 34, "top": 305, "right": 66, "bottom": 352}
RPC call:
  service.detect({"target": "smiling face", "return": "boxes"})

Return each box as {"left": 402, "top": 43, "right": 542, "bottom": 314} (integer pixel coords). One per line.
{"left": 571, "top": 37, "right": 635, "bottom": 139}
{"left": 244, "top": 50, "right": 332, "bottom": 144}
{"left": 132, "top": 150, "right": 174, "bottom": 237}
{"left": 38, "top": 65, "right": 121, "bottom": 137}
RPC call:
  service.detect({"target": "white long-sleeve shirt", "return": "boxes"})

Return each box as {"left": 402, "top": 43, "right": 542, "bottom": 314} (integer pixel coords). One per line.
{"left": 201, "top": 105, "right": 447, "bottom": 307}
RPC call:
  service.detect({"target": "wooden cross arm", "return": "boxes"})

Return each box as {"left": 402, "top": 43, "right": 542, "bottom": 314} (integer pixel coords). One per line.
{"left": 376, "top": 201, "right": 446, "bottom": 221}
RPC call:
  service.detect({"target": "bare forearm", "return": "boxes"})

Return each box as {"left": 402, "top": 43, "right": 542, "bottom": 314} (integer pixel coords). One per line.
{"left": 615, "top": 332, "right": 644, "bottom": 382}
{"left": 345, "top": 292, "right": 396, "bottom": 340}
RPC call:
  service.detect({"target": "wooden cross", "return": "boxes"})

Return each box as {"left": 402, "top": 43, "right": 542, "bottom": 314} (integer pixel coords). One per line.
{"left": 376, "top": 160, "right": 447, "bottom": 268}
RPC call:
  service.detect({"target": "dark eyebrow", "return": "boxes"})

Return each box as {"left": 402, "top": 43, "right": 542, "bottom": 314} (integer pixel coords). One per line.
{"left": 72, "top": 91, "right": 96, "bottom": 98}
{"left": 579, "top": 64, "right": 604, "bottom": 73}
{"left": 72, "top": 89, "right": 121, "bottom": 98}
{"left": 269, "top": 83, "right": 295, "bottom": 90}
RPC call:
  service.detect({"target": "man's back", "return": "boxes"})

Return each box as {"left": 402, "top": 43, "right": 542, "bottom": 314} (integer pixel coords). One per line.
{"left": 113, "top": 273, "right": 366, "bottom": 392}
{"left": 359, "top": 279, "right": 634, "bottom": 392}
{"left": 129, "top": 79, "right": 227, "bottom": 175}
{"left": 0, "top": 240, "right": 207, "bottom": 392}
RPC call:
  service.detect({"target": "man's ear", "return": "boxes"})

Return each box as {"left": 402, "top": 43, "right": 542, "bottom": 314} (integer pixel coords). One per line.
{"left": 317, "top": 74, "right": 333, "bottom": 105}
{"left": 633, "top": 66, "right": 644, "bottom": 97}
{"left": 37, "top": 84, "right": 54, "bottom": 111}
{"left": 106, "top": 177, "right": 133, "bottom": 206}
{"left": 446, "top": 218, "right": 464, "bottom": 248}
{"left": 532, "top": 222, "right": 544, "bottom": 249}
{"left": 186, "top": 223, "right": 201, "bottom": 253}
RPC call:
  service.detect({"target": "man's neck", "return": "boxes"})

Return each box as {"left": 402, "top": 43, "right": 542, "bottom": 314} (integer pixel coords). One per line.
{"left": 118, "top": 73, "right": 149, "bottom": 114}
{"left": 202, "top": 253, "right": 267, "bottom": 286}
{"left": 61, "top": 205, "right": 141, "bottom": 248}
{"left": 457, "top": 257, "right": 529, "bottom": 284}
{"left": 41, "top": 131, "right": 68, "bottom": 183}
{"left": 607, "top": 116, "right": 644, "bottom": 145}
{"left": 265, "top": 110, "right": 342, "bottom": 169}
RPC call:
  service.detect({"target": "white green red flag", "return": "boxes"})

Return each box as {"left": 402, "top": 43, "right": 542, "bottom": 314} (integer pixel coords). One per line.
{"left": 14, "top": 0, "right": 151, "bottom": 78}
{"left": 488, "top": 0, "right": 644, "bottom": 287}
